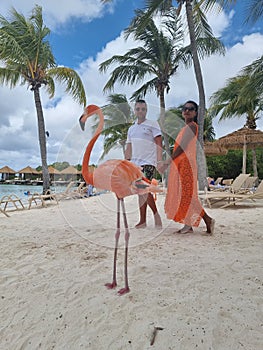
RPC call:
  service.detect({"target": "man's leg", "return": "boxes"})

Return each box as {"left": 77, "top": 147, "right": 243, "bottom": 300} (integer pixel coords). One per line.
{"left": 135, "top": 194, "right": 147, "bottom": 228}
{"left": 147, "top": 193, "right": 162, "bottom": 227}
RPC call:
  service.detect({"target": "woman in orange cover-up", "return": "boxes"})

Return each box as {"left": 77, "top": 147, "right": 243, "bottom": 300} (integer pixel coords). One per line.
{"left": 157, "top": 101, "right": 215, "bottom": 234}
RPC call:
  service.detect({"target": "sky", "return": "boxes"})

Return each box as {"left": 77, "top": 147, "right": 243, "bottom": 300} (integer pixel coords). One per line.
{"left": 0, "top": 0, "right": 262, "bottom": 170}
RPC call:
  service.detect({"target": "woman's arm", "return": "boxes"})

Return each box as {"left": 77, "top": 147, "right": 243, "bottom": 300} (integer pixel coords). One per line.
{"left": 157, "top": 123, "right": 197, "bottom": 173}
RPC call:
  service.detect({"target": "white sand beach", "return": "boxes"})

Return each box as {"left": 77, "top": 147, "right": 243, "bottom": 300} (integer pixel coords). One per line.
{"left": 1, "top": 192, "right": 262, "bottom": 349}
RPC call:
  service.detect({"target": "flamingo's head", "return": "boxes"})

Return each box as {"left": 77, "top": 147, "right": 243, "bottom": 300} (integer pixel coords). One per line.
{"left": 79, "top": 104, "right": 100, "bottom": 131}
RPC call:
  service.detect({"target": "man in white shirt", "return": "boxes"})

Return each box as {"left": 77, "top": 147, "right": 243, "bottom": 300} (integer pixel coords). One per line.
{"left": 125, "top": 99, "right": 162, "bottom": 228}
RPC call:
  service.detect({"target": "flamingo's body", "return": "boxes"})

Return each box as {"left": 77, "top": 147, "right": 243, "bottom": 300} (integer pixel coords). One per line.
{"left": 80, "top": 105, "right": 161, "bottom": 294}
{"left": 88, "top": 159, "right": 146, "bottom": 199}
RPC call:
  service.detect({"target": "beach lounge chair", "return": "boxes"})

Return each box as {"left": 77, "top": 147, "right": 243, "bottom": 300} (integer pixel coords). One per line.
{"left": 0, "top": 194, "right": 25, "bottom": 212}
{"left": 220, "top": 180, "right": 263, "bottom": 208}
{"left": 54, "top": 181, "right": 75, "bottom": 200}
{"left": 0, "top": 207, "right": 10, "bottom": 217}
{"left": 208, "top": 178, "right": 234, "bottom": 192}
{"left": 69, "top": 181, "right": 87, "bottom": 198}
{"left": 28, "top": 190, "right": 58, "bottom": 209}
{"left": 214, "top": 177, "right": 223, "bottom": 185}
{"left": 222, "top": 178, "right": 234, "bottom": 186}
{"left": 200, "top": 173, "right": 251, "bottom": 207}
{"left": 208, "top": 177, "right": 223, "bottom": 190}
{"left": 240, "top": 176, "right": 258, "bottom": 192}
{"left": 55, "top": 181, "right": 86, "bottom": 200}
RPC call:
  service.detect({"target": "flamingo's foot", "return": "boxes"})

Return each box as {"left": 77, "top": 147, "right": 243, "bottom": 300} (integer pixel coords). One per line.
{"left": 105, "top": 281, "right": 117, "bottom": 289}
{"left": 118, "top": 287, "right": 130, "bottom": 295}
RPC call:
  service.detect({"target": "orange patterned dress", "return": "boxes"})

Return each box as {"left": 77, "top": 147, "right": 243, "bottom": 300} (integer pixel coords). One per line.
{"left": 164, "top": 122, "right": 205, "bottom": 227}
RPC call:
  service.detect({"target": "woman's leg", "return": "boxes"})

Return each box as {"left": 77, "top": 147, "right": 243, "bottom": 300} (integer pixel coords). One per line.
{"left": 176, "top": 225, "right": 193, "bottom": 234}
{"left": 202, "top": 211, "right": 215, "bottom": 234}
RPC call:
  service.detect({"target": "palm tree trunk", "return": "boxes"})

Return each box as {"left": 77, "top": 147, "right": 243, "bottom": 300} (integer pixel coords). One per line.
{"left": 158, "top": 89, "right": 171, "bottom": 188}
{"left": 242, "top": 140, "right": 247, "bottom": 173}
{"left": 33, "top": 88, "right": 50, "bottom": 193}
{"left": 252, "top": 147, "right": 258, "bottom": 178}
{"left": 159, "top": 90, "right": 171, "bottom": 159}
{"left": 185, "top": 0, "right": 207, "bottom": 190}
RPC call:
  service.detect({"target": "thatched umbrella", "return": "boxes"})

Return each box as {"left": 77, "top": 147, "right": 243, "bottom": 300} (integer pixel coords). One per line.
{"left": 204, "top": 142, "right": 228, "bottom": 156}
{"left": 18, "top": 166, "right": 40, "bottom": 180}
{"left": 48, "top": 166, "right": 61, "bottom": 182}
{"left": 48, "top": 166, "right": 61, "bottom": 174}
{"left": 216, "top": 127, "right": 263, "bottom": 173}
{"left": 60, "top": 165, "right": 81, "bottom": 181}
{"left": 0, "top": 165, "right": 16, "bottom": 180}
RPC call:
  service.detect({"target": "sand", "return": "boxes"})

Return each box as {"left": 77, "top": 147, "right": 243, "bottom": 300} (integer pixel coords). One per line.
{"left": 0, "top": 192, "right": 262, "bottom": 349}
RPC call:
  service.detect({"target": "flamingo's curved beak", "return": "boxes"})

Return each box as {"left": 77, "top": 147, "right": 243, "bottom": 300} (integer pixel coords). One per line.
{"left": 79, "top": 114, "right": 86, "bottom": 131}
{"left": 79, "top": 105, "right": 100, "bottom": 131}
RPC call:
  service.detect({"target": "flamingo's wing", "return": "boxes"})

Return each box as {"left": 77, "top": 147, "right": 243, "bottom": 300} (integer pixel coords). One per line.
{"left": 93, "top": 159, "right": 162, "bottom": 198}
{"left": 93, "top": 160, "right": 143, "bottom": 198}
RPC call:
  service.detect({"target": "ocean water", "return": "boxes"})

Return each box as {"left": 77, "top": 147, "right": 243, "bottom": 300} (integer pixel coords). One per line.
{"left": 0, "top": 184, "right": 73, "bottom": 205}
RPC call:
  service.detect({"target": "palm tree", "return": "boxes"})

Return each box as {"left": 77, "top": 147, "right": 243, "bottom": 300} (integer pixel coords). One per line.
{"left": 203, "top": 112, "right": 216, "bottom": 141}
{"left": 100, "top": 11, "right": 184, "bottom": 156}
{"left": 0, "top": 6, "right": 86, "bottom": 192}
{"left": 145, "top": 1, "right": 241, "bottom": 189}
{"left": 164, "top": 105, "right": 215, "bottom": 145}
{"left": 99, "top": 9, "right": 224, "bottom": 157}
{"left": 209, "top": 73, "right": 263, "bottom": 176}
{"left": 163, "top": 107, "right": 185, "bottom": 145}
{"left": 243, "top": 0, "right": 263, "bottom": 23}
{"left": 241, "top": 56, "right": 263, "bottom": 104}
{"left": 98, "top": 94, "right": 135, "bottom": 159}
{"left": 101, "top": 0, "right": 230, "bottom": 188}
{"left": 163, "top": 104, "right": 215, "bottom": 184}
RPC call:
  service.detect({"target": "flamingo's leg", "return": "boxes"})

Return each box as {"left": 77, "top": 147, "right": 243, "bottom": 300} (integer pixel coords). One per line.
{"left": 105, "top": 198, "right": 120, "bottom": 289}
{"left": 118, "top": 198, "right": 130, "bottom": 295}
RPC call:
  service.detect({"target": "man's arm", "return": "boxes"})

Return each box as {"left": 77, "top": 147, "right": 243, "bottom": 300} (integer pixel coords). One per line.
{"left": 125, "top": 142, "right": 132, "bottom": 161}
{"left": 154, "top": 135, "right": 163, "bottom": 163}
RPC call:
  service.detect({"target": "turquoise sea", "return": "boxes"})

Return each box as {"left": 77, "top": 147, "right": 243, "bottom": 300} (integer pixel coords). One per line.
{"left": 0, "top": 184, "right": 74, "bottom": 205}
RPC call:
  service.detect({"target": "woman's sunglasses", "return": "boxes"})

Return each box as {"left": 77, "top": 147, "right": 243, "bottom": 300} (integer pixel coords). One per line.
{"left": 182, "top": 106, "right": 196, "bottom": 112}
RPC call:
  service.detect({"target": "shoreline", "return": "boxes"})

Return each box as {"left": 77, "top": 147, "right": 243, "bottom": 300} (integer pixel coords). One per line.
{"left": 1, "top": 194, "right": 262, "bottom": 349}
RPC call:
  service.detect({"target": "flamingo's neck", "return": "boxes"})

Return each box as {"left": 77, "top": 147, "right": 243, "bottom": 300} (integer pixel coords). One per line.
{"left": 82, "top": 109, "right": 104, "bottom": 185}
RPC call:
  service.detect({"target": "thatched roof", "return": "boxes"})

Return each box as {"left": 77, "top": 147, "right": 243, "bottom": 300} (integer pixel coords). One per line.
{"left": 17, "top": 166, "right": 40, "bottom": 174}
{"left": 204, "top": 142, "right": 228, "bottom": 156}
{"left": 217, "top": 127, "right": 263, "bottom": 150}
{"left": 60, "top": 166, "right": 81, "bottom": 174}
{"left": 0, "top": 165, "right": 16, "bottom": 174}
{"left": 48, "top": 166, "right": 61, "bottom": 174}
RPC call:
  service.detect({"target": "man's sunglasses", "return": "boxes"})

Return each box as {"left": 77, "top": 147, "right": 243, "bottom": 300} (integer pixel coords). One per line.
{"left": 182, "top": 106, "right": 196, "bottom": 112}
{"left": 135, "top": 107, "right": 147, "bottom": 111}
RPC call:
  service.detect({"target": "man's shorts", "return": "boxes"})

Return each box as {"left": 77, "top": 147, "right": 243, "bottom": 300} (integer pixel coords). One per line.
{"left": 141, "top": 165, "right": 156, "bottom": 180}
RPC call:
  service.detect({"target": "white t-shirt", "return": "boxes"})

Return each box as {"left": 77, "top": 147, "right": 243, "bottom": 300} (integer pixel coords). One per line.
{"left": 126, "top": 119, "right": 162, "bottom": 167}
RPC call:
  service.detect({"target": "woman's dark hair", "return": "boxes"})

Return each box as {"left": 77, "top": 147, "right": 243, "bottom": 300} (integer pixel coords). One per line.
{"left": 184, "top": 100, "right": 198, "bottom": 123}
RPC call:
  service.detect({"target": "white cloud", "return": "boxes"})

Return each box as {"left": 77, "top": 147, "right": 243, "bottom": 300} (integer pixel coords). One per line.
{"left": 0, "top": 2, "right": 262, "bottom": 170}
{"left": 0, "top": 0, "right": 112, "bottom": 30}
{"left": 202, "top": 5, "right": 232, "bottom": 38}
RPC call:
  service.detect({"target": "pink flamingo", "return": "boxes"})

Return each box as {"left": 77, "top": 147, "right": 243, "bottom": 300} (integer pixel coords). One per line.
{"left": 80, "top": 105, "right": 161, "bottom": 295}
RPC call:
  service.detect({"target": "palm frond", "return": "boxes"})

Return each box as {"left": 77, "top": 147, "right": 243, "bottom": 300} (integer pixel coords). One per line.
{"left": 47, "top": 67, "right": 86, "bottom": 106}
{"left": 130, "top": 79, "right": 160, "bottom": 101}
{"left": 209, "top": 72, "right": 262, "bottom": 128}
{"left": 244, "top": 0, "right": 263, "bottom": 23}
{"left": 0, "top": 67, "right": 21, "bottom": 88}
